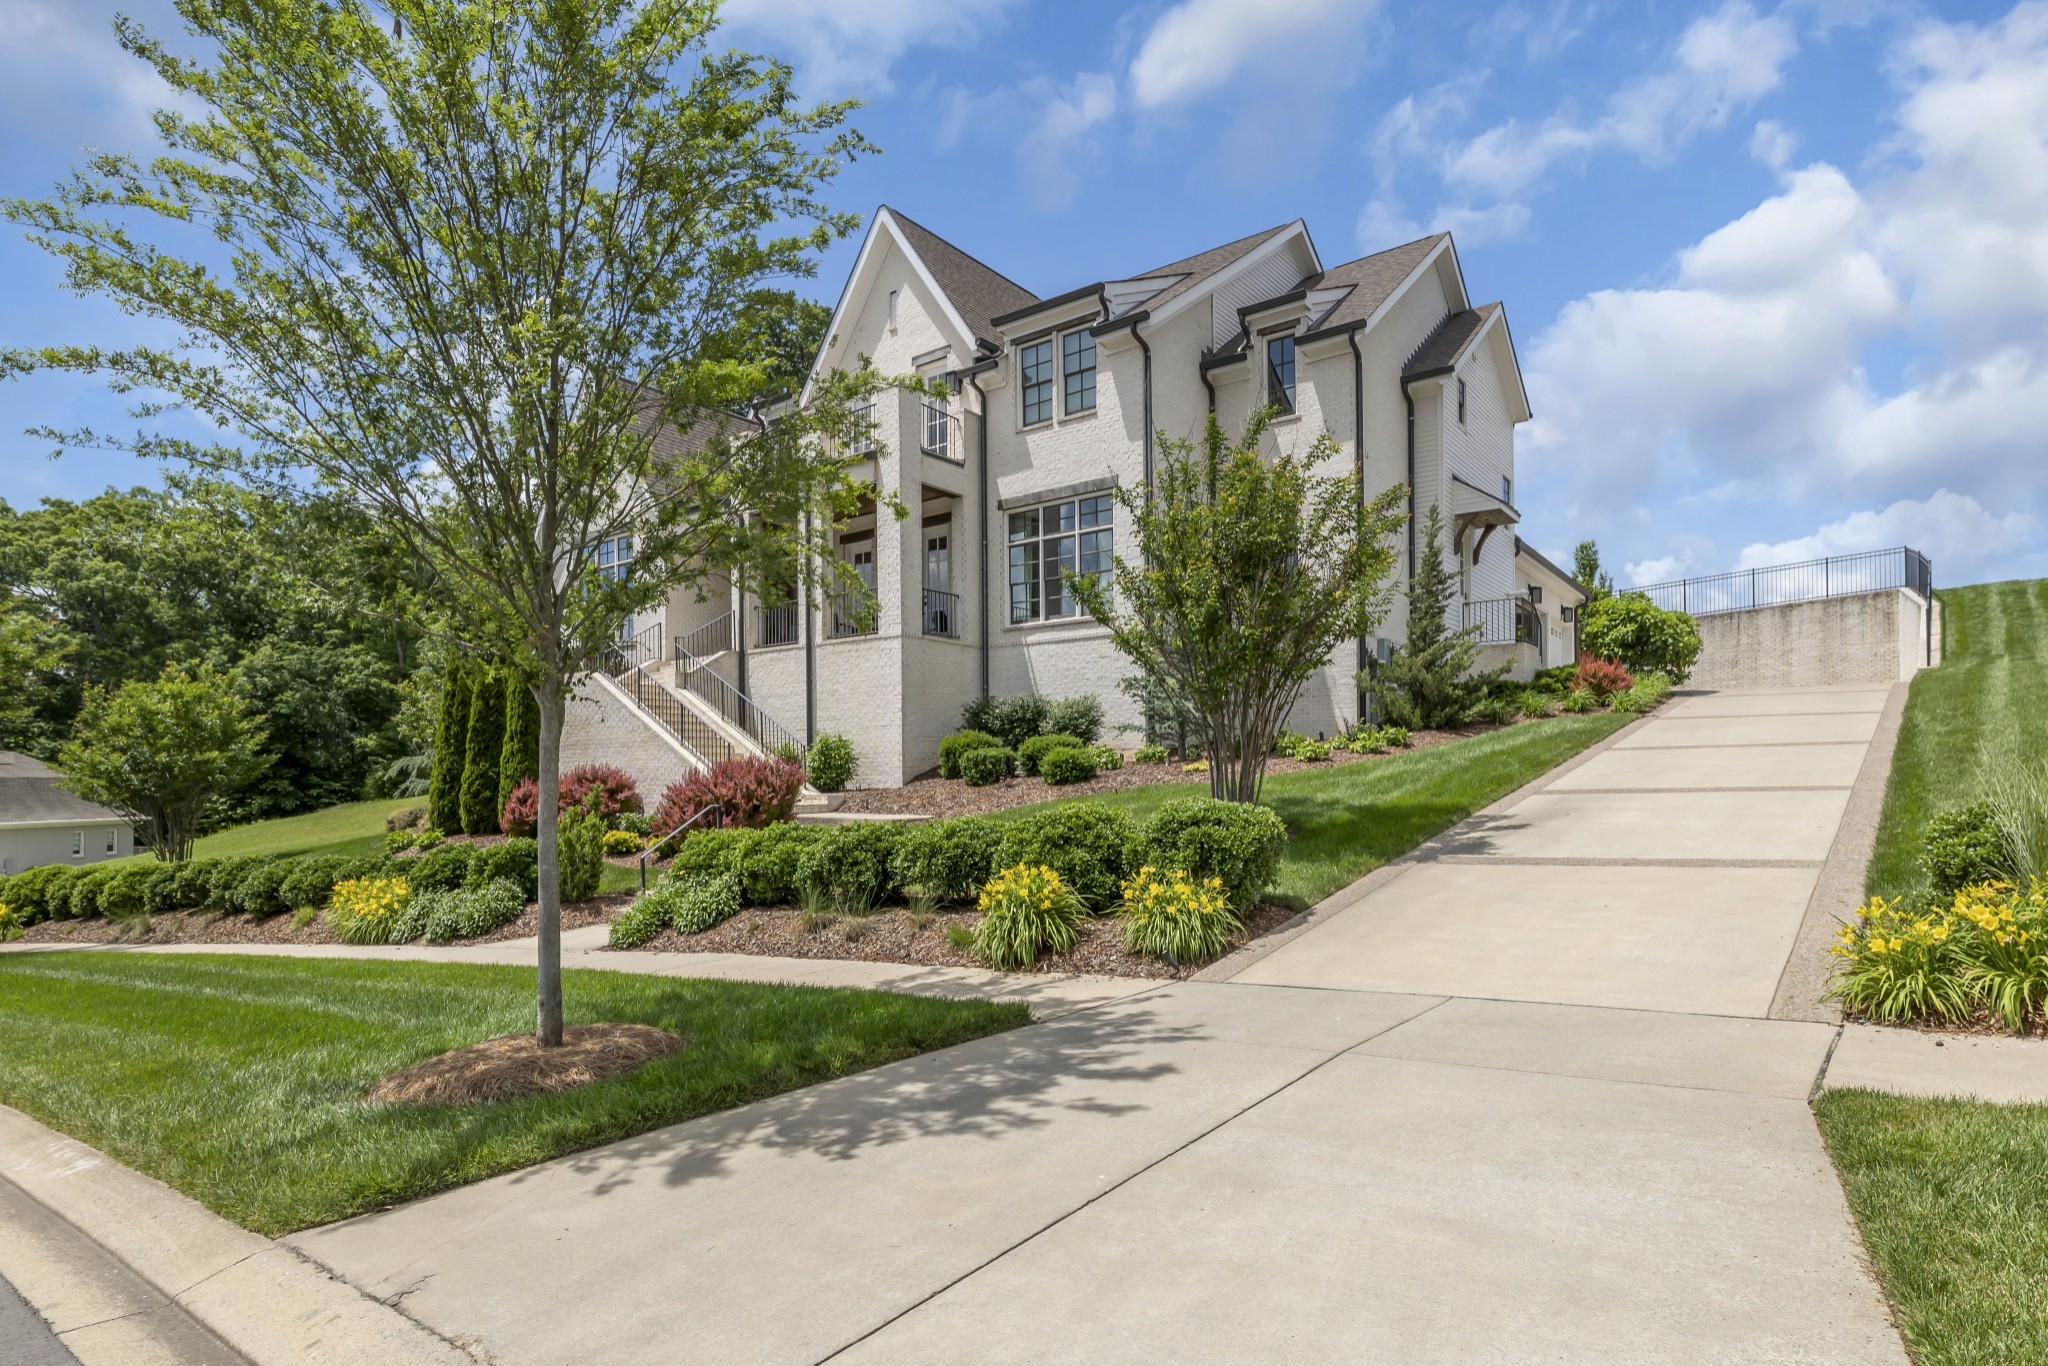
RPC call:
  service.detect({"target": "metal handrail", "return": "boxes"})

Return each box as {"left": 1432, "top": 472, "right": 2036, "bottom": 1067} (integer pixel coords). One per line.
{"left": 637, "top": 803, "right": 724, "bottom": 892}
{"left": 1631, "top": 547, "right": 1932, "bottom": 618}
{"left": 601, "top": 643, "right": 738, "bottom": 768}
{"left": 757, "top": 603, "right": 799, "bottom": 648}
{"left": 672, "top": 638, "right": 804, "bottom": 759}
{"left": 676, "top": 612, "right": 735, "bottom": 660}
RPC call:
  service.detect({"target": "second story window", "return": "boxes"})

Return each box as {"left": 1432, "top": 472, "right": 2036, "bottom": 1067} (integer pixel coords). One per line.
{"left": 1457, "top": 377, "right": 1468, "bottom": 425}
{"left": 1062, "top": 330, "right": 1097, "bottom": 414}
{"left": 591, "top": 535, "right": 633, "bottom": 583}
{"left": 1501, "top": 475, "right": 1512, "bottom": 504}
{"left": 1266, "top": 334, "right": 1296, "bottom": 415}
{"left": 1020, "top": 340, "right": 1054, "bottom": 425}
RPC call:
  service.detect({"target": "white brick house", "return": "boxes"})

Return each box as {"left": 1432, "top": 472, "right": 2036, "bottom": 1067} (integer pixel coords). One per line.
{"left": 567, "top": 208, "right": 1585, "bottom": 792}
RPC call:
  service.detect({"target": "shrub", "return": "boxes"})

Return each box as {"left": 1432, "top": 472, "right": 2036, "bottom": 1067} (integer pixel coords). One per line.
{"left": 1530, "top": 664, "right": 1577, "bottom": 695}
{"left": 603, "top": 829, "right": 645, "bottom": 857}
{"left": 280, "top": 855, "right": 348, "bottom": 911}
{"left": 1558, "top": 688, "right": 1596, "bottom": 714}
{"left": 958, "top": 746, "right": 1016, "bottom": 786}
{"left": 1044, "top": 695, "right": 1104, "bottom": 745}
{"left": 962, "top": 694, "right": 1050, "bottom": 750}
{"left": 385, "top": 805, "right": 425, "bottom": 832}
{"left": 1119, "top": 865, "right": 1242, "bottom": 965}
{"left": 66, "top": 865, "right": 122, "bottom": 919}
{"left": 557, "top": 803, "right": 606, "bottom": 903}
{"left": 615, "top": 811, "right": 651, "bottom": 836}
{"left": 3, "top": 864, "right": 78, "bottom": 924}
{"left": 1137, "top": 797, "right": 1288, "bottom": 913}
{"left": 466, "top": 838, "right": 540, "bottom": 900}
{"left": 1134, "top": 743, "right": 1169, "bottom": 764}
{"left": 325, "top": 876, "right": 412, "bottom": 945}
{"left": 736, "top": 823, "right": 827, "bottom": 904}
{"left": 995, "top": 804, "right": 1138, "bottom": 910}
{"left": 226, "top": 858, "right": 296, "bottom": 917}
{"left": 406, "top": 841, "right": 477, "bottom": 894}
{"left": 1579, "top": 592, "right": 1703, "bottom": 683}
{"left": 1516, "top": 690, "right": 1554, "bottom": 719}
{"left": 1611, "top": 673, "right": 1674, "bottom": 715}
{"left": 170, "top": 858, "right": 227, "bottom": 911}
{"left": 806, "top": 733, "right": 857, "bottom": 792}
{"left": 1089, "top": 744, "right": 1124, "bottom": 772}
{"left": 98, "top": 863, "right": 158, "bottom": 920}
{"left": 607, "top": 895, "right": 672, "bottom": 949}
{"left": 795, "top": 822, "right": 903, "bottom": 913}
{"left": 419, "top": 878, "right": 527, "bottom": 943}
{"left": 652, "top": 755, "right": 804, "bottom": 835}
{"left": 385, "top": 830, "right": 418, "bottom": 854}
{"left": 499, "top": 778, "right": 542, "bottom": 837}
{"left": 890, "top": 816, "right": 1001, "bottom": 904}
{"left": 1471, "top": 695, "right": 1517, "bottom": 726}
{"left": 1017, "top": 733, "right": 1085, "bottom": 777}
{"left": 668, "top": 872, "right": 745, "bottom": 934}
{"left": 388, "top": 892, "right": 434, "bottom": 945}
{"left": 1038, "top": 747, "right": 1099, "bottom": 785}
{"left": 939, "top": 729, "right": 1001, "bottom": 779}
{"left": 1381, "top": 725, "right": 1411, "bottom": 747}
{"left": 0, "top": 900, "right": 21, "bottom": 942}
{"left": 972, "top": 863, "right": 1089, "bottom": 969}
{"left": 1571, "top": 656, "right": 1635, "bottom": 699}
{"left": 1343, "top": 727, "right": 1384, "bottom": 754}
{"left": 141, "top": 862, "right": 184, "bottom": 915}
{"left": 561, "top": 764, "right": 643, "bottom": 823}
{"left": 1923, "top": 803, "right": 2016, "bottom": 898}
{"left": 413, "top": 828, "right": 445, "bottom": 851}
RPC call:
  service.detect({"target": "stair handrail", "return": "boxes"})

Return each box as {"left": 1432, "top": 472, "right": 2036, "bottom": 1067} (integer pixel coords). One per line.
{"left": 638, "top": 803, "right": 724, "bottom": 892}
{"left": 671, "top": 638, "right": 804, "bottom": 760}
{"left": 676, "top": 612, "right": 736, "bottom": 661}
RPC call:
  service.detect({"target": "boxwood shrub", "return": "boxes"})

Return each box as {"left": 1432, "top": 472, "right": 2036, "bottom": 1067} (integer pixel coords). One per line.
{"left": 1038, "top": 747, "right": 1098, "bottom": 786}
{"left": 467, "top": 838, "right": 540, "bottom": 901}
{"left": 3, "top": 864, "right": 77, "bottom": 924}
{"left": 938, "top": 729, "right": 1000, "bottom": 779}
{"left": 1017, "top": 733, "right": 1084, "bottom": 777}
{"left": 405, "top": 841, "right": 477, "bottom": 895}
{"left": 795, "top": 822, "right": 904, "bottom": 912}
{"left": 959, "top": 746, "right": 1016, "bottom": 787}
{"left": 890, "top": 816, "right": 1000, "bottom": 904}
{"left": 1922, "top": 802, "right": 2014, "bottom": 898}
{"left": 1135, "top": 797, "right": 1288, "bottom": 913}
{"left": 994, "top": 804, "right": 1138, "bottom": 910}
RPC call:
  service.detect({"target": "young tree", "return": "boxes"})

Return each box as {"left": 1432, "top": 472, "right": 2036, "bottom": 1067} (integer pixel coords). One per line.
{"left": 5, "top": 1, "right": 881, "bottom": 1045}
{"left": 1070, "top": 411, "right": 1405, "bottom": 804}
{"left": 1368, "top": 505, "right": 1507, "bottom": 728}
{"left": 459, "top": 664, "right": 507, "bottom": 834}
{"left": 59, "top": 666, "right": 267, "bottom": 862}
{"left": 426, "top": 658, "right": 473, "bottom": 836}
{"left": 1572, "top": 539, "right": 1617, "bottom": 601}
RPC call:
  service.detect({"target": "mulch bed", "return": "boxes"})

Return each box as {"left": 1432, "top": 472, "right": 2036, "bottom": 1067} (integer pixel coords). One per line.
{"left": 15, "top": 894, "right": 627, "bottom": 949}
{"left": 611, "top": 900, "right": 1301, "bottom": 981}
{"left": 1844, "top": 1009, "right": 2048, "bottom": 1041}
{"left": 831, "top": 722, "right": 1517, "bottom": 819}
{"left": 368, "top": 1023, "right": 683, "bottom": 1106}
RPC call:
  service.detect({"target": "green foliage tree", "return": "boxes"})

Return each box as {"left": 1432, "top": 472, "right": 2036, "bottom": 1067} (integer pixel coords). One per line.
{"left": 498, "top": 670, "right": 542, "bottom": 815}
{"left": 426, "top": 661, "right": 473, "bottom": 836}
{"left": 1070, "top": 410, "right": 1405, "bottom": 803}
{"left": 0, "top": 606, "right": 72, "bottom": 757}
{"left": 1368, "top": 505, "right": 1508, "bottom": 729}
{"left": 1572, "top": 539, "right": 1616, "bottom": 601}
{"left": 1579, "top": 593, "right": 1703, "bottom": 682}
{"left": 4, "top": 0, "right": 885, "bottom": 1045}
{"left": 459, "top": 666, "right": 507, "bottom": 834}
{"left": 58, "top": 665, "right": 267, "bottom": 861}
{"left": 227, "top": 642, "right": 399, "bottom": 822}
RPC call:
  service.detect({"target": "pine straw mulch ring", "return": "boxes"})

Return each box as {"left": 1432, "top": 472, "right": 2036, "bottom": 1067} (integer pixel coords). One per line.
{"left": 368, "top": 1023, "right": 684, "bottom": 1106}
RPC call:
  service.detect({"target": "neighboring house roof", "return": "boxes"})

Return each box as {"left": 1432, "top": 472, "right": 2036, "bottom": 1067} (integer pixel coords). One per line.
{"left": 1515, "top": 537, "right": 1593, "bottom": 602}
{"left": 884, "top": 208, "right": 1039, "bottom": 352}
{"left": 1404, "top": 302, "right": 1503, "bottom": 380}
{"left": 1303, "top": 234, "right": 1451, "bottom": 338}
{"left": 0, "top": 753, "right": 126, "bottom": 829}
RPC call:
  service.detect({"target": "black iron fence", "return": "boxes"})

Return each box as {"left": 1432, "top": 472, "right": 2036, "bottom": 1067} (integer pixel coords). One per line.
{"left": 757, "top": 603, "right": 799, "bottom": 648}
{"left": 1463, "top": 595, "right": 1538, "bottom": 646}
{"left": 673, "top": 642, "right": 803, "bottom": 760}
{"left": 829, "top": 590, "right": 878, "bottom": 637}
{"left": 1633, "top": 547, "right": 1932, "bottom": 617}
{"left": 923, "top": 587, "right": 959, "bottom": 638}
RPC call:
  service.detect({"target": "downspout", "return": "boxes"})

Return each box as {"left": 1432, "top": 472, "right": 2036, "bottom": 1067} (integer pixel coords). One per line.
{"left": 1401, "top": 381, "right": 1418, "bottom": 581}
{"left": 1200, "top": 363, "right": 1216, "bottom": 415}
{"left": 960, "top": 359, "right": 998, "bottom": 702}
{"left": 802, "top": 505, "right": 816, "bottom": 745}
{"left": 1349, "top": 324, "right": 1369, "bottom": 721}
{"left": 1126, "top": 320, "right": 1154, "bottom": 489}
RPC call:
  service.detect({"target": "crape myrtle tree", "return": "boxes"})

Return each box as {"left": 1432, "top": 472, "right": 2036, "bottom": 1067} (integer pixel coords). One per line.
{"left": 1070, "top": 410, "right": 1406, "bottom": 804}
{"left": 2, "top": 0, "right": 888, "bottom": 1046}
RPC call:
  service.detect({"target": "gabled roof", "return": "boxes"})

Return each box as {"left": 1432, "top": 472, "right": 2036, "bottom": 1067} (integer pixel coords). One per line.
{"left": 1116, "top": 222, "right": 1299, "bottom": 322}
{"left": 1404, "top": 302, "right": 1502, "bottom": 380}
{"left": 1303, "top": 234, "right": 1450, "bottom": 338}
{"left": 0, "top": 753, "right": 126, "bottom": 828}
{"left": 884, "top": 208, "right": 1038, "bottom": 352}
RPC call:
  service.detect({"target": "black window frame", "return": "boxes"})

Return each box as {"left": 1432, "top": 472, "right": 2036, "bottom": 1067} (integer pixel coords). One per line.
{"left": 1061, "top": 329, "right": 1097, "bottom": 415}
{"left": 1266, "top": 334, "right": 1297, "bottom": 415}
{"left": 1457, "top": 377, "right": 1467, "bottom": 425}
{"left": 1007, "top": 492, "right": 1114, "bottom": 625}
{"left": 1020, "top": 339, "right": 1054, "bottom": 426}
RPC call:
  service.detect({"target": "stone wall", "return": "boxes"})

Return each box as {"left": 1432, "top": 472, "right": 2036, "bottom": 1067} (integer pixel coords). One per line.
{"left": 1687, "top": 588, "right": 1936, "bottom": 690}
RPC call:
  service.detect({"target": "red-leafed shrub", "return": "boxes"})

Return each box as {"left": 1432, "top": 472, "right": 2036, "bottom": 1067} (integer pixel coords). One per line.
{"left": 655, "top": 756, "right": 805, "bottom": 834}
{"left": 498, "top": 764, "right": 644, "bottom": 837}
{"left": 1572, "top": 655, "right": 1635, "bottom": 699}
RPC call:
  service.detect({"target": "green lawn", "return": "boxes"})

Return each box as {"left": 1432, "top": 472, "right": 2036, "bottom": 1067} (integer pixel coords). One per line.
{"left": 1817, "top": 1088, "right": 2048, "bottom": 1363}
{"left": 1015, "top": 714, "right": 1631, "bottom": 909}
{"left": 0, "top": 953, "right": 1025, "bottom": 1235}
{"left": 133, "top": 796, "right": 424, "bottom": 863}
{"left": 1869, "top": 579, "right": 2048, "bottom": 901}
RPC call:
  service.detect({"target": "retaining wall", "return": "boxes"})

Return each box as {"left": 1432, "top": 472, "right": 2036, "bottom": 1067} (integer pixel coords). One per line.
{"left": 1687, "top": 588, "right": 1940, "bottom": 690}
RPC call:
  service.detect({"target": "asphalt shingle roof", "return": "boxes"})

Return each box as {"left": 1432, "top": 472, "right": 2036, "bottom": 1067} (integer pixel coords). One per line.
{"left": 1305, "top": 234, "right": 1448, "bottom": 337}
{"left": 0, "top": 753, "right": 125, "bottom": 828}
{"left": 1122, "top": 222, "right": 1296, "bottom": 320}
{"left": 1403, "top": 302, "right": 1503, "bottom": 379}
{"left": 886, "top": 209, "right": 1039, "bottom": 351}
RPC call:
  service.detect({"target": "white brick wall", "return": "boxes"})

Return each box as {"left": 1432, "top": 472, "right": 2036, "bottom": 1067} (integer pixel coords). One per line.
{"left": 562, "top": 674, "right": 700, "bottom": 810}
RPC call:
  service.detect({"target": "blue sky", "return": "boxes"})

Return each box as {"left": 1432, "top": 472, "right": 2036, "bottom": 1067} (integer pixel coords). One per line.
{"left": 2, "top": 0, "right": 2044, "bottom": 588}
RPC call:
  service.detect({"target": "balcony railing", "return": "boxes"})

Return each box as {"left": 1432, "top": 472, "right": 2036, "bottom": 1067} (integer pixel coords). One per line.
{"left": 923, "top": 587, "right": 959, "bottom": 638}
{"left": 1463, "top": 595, "right": 1539, "bottom": 646}
{"left": 920, "top": 400, "right": 960, "bottom": 464}
{"left": 757, "top": 603, "right": 799, "bottom": 648}
{"left": 829, "top": 589, "right": 878, "bottom": 638}
{"left": 1631, "top": 547, "right": 1933, "bottom": 617}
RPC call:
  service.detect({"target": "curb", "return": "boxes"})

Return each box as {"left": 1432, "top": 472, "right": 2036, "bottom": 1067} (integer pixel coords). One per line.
{"left": 1195, "top": 708, "right": 1653, "bottom": 983}
{"left": 0, "top": 1105, "right": 482, "bottom": 1366}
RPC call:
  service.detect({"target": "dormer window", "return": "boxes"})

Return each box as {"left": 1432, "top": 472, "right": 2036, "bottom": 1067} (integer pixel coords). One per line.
{"left": 1266, "top": 334, "right": 1296, "bottom": 415}
{"left": 1457, "top": 377, "right": 1468, "bottom": 425}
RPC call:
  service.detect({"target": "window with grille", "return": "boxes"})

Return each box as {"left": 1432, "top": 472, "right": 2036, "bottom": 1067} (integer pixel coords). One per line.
{"left": 1008, "top": 493, "right": 1113, "bottom": 624}
{"left": 1266, "top": 335, "right": 1296, "bottom": 414}
{"left": 1020, "top": 340, "right": 1054, "bottom": 425}
{"left": 1062, "top": 330, "right": 1096, "bottom": 414}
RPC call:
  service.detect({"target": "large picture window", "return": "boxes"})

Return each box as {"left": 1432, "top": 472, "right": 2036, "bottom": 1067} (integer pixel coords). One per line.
{"left": 1020, "top": 340, "right": 1054, "bottom": 425}
{"left": 1008, "top": 493, "right": 1113, "bottom": 624}
{"left": 1061, "top": 330, "right": 1096, "bottom": 414}
{"left": 1266, "top": 334, "right": 1296, "bottom": 415}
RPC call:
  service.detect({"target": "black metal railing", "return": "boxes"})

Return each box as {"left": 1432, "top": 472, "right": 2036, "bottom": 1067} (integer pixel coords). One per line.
{"left": 673, "top": 640, "right": 804, "bottom": 760}
{"left": 829, "top": 589, "right": 878, "bottom": 637}
{"left": 601, "top": 644, "right": 737, "bottom": 768}
{"left": 757, "top": 603, "right": 799, "bottom": 648}
{"left": 676, "top": 612, "right": 735, "bottom": 660}
{"left": 920, "top": 400, "right": 960, "bottom": 464}
{"left": 923, "top": 587, "right": 959, "bottom": 638}
{"left": 1463, "top": 595, "right": 1538, "bottom": 646}
{"left": 1633, "top": 547, "right": 1933, "bottom": 618}
{"left": 614, "top": 619, "right": 665, "bottom": 671}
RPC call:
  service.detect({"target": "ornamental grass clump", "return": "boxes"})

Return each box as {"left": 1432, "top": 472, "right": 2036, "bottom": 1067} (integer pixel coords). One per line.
{"left": 972, "top": 863, "right": 1088, "bottom": 969}
{"left": 1828, "top": 880, "right": 2048, "bottom": 1030}
{"left": 325, "top": 876, "right": 412, "bottom": 946}
{"left": 1118, "top": 866, "right": 1241, "bottom": 965}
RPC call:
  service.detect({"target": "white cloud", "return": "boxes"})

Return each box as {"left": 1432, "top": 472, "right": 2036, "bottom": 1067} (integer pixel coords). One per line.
{"left": 1445, "top": 1, "right": 1796, "bottom": 198}
{"left": 1735, "top": 491, "right": 2035, "bottom": 575}
{"left": 1749, "top": 118, "right": 1800, "bottom": 168}
{"left": 1019, "top": 73, "right": 1119, "bottom": 211}
{"left": 720, "top": 0, "right": 1015, "bottom": 95}
{"left": 1129, "top": 0, "right": 1377, "bottom": 110}
{"left": 1625, "top": 554, "right": 1693, "bottom": 586}
{"left": 0, "top": 1, "right": 181, "bottom": 150}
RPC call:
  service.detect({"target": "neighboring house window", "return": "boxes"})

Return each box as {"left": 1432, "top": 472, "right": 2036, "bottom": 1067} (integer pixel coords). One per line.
{"left": 1501, "top": 475, "right": 1512, "bottom": 504}
{"left": 1062, "top": 330, "right": 1097, "bottom": 414}
{"left": 1266, "top": 335, "right": 1296, "bottom": 415}
{"left": 104, "top": 829, "right": 117, "bottom": 855}
{"left": 1008, "top": 493, "right": 1113, "bottom": 624}
{"left": 1457, "top": 377, "right": 1468, "bottom": 424}
{"left": 1020, "top": 340, "right": 1054, "bottom": 425}
{"left": 71, "top": 830, "right": 83, "bottom": 858}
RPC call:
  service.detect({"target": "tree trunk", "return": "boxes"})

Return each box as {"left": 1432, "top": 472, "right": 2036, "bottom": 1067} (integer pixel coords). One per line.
{"left": 533, "top": 679, "right": 565, "bottom": 1048}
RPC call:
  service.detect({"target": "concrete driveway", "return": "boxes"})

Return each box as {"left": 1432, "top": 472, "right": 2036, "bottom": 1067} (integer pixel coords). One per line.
{"left": 287, "top": 685, "right": 1906, "bottom": 1364}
